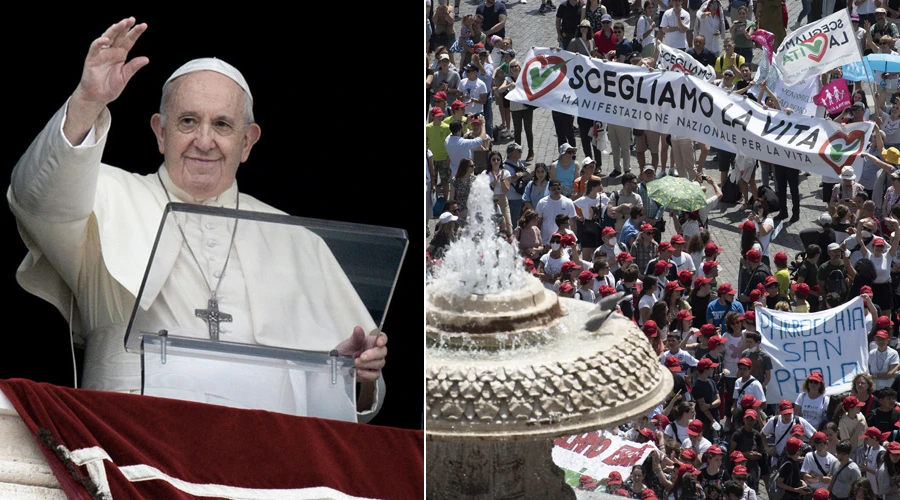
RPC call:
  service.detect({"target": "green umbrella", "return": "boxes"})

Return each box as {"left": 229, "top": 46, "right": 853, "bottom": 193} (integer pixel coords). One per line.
{"left": 645, "top": 176, "right": 707, "bottom": 212}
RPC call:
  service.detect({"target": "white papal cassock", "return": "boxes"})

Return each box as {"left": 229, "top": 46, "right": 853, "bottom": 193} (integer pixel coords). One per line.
{"left": 8, "top": 101, "right": 383, "bottom": 422}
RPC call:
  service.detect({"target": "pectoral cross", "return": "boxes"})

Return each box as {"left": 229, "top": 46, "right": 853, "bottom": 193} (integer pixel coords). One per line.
{"left": 195, "top": 298, "right": 232, "bottom": 340}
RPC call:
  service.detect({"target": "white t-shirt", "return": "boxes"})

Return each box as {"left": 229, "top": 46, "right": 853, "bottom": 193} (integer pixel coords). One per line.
{"left": 801, "top": 451, "right": 838, "bottom": 490}
{"left": 857, "top": 0, "right": 876, "bottom": 15}
{"left": 722, "top": 332, "right": 745, "bottom": 376}
{"left": 539, "top": 252, "right": 571, "bottom": 291}
{"left": 761, "top": 415, "right": 816, "bottom": 455}
{"left": 486, "top": 169, "right": 512, "bottom": 195}
{"left": 637, "top": 14, "right": 656, "bottom": 48}
{"left": 671, "top": 252, "right": 697, "bottom": 273}
{"left": 661, "top": 8, "right": 691, "bottom": 49}
{"left": 535, "top": 196, "right": 577, "bottom": 245}
{"left": 733, "top": 376, "right": 765, "bottom": 404}
{"left": 639, "top": 294, "right": 656, "bottom": 324}
{"left": 660, "top": 349, "right": 700, "bottom": 372}
{"left": 869, "top": 347, "right": 900, "bottom": 389}
{"left": 794, "top": 392, "right": 831, "bottom": 430}
{"left": 573, "top": 195, "right": 603, "bottom": 221}
{"left": 882, "top": 111, "right": 900, "bottom": 145}
{"left": 458, "top": 77, "right": 487, "bottom": 114}
{"left": 758, "top": 217, "right": 775, "bottom": 257}
{"left": 860, "top": 444, "right": 883, "bottom": 483}
{"left": 664, "top": 421, "right": 691, "bottom": 442}
{"left": 681, "top": 436, "right": 712, "bottom": 456}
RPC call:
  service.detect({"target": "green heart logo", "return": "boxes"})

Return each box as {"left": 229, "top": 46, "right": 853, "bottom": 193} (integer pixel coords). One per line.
{"left": 819, "top": 130, "right": 866, "bottom": 175}
{"left": 522, "top": 54, "right": 572, "bottom": 100}
{"left": 799, "top": 33, "right": 829, "bottom": 63}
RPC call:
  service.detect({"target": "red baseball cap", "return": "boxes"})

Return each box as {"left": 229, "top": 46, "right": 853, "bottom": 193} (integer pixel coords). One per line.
{"left": 779, "top": 400, "right": 794, "bottom": 415}
{"left": 665, "top": 281, "right": 685, "bottom": 292}
{"left": 749, "top": 289, "right": 762, "bottom": 301}
{"left": 814, "top": 489, "right": 830, "bottom": 500}
{"left": 617, "top": 252, "right": 634, "bottom": 263}
{"left": 665, "top": 356, "right": 681, "bottom": 372}
{"left": 738, "top": 357, "right": 753, "bottom": 367}
{"left": 703, "top": 260, "right": 720, "bottom": 273}
{"left": 678, "top": 270, "right": 694, "bottom": 284}
{"left": 602, "top": 226, "right": 618, "bottom": 236}
{"left": 740, "top": 394, "right": 762, "bottom": 408}
{"left": 740, "top": 220, "right": 757, "bottom": 231}
{"left": 655, "top": 260, "right": 673, "bottom": 274}
{"left": 658, "top": 241, "right": 674, "bottom": 252}
{"left": 678, "top": 463, "right": 701, "bottom": 477}
{"left": 578, "top": 270, "right": 598, "bottom": 283}
{"left": 676, "top": 309, "right": 695, "bottom": 321}
{"left": 522, "top": 257, "right": 535, "bottom": 270}
{"left": 842, "top": 395, "right": 865, "bottom": 410}
{"left": 808, "top": 371, "right": 823, "bottom": 382}
{"left": 732, "top": 465, "right": 748, "bottom": 476}
{"left": 764, "top": 275, "right": 779, "bottom": 287}
{"left": 687, "top": 419, "right": 704, "bottom": 436}
{"left": 811, "top": 431, "right": 828, "bottom": 443}
{"left": 559, "top": 281, "right": 574, "bottom": 293}
{"left": 681, "top": 448, "right": 698, "bottom": 460}
{"left": 641, "top": 223, "right": 656, "bottom": 232}
{"left": 877, "top": 329, "right": 891, "bottom": 339}
{"left": 561, "top": 261, "right": 580, "bottom": 272}
{"left": 786, "top": 437, "right": 803, "bottom": 454}
{"left": 877, "top": 315, "right": 894, "bottom": 329}
{"left": 861, "top": 426, "right": 887, "bottom": 441}
{"left": 774, "top": 251, "right": 788, "bottom": 264}
{"left": 642, "top": 489, "right": 659, "bottom": 500}
{"left": 874, "top": 237, "right": 887, "bottom": 247}
{"left": 861, "top": 285, "right": 874, "bottom": 296}
{"left": 730, "top": 451, "right": 747, "bottom": 463}
{"left": 651, "top": 414, "right": 670, "bottom": 428}
{"left": 744, "top": 409, "right": 758, "bottom": 419}
{"left": 433, "top": 91, "right": 448, "bottom": 101}
{"left": 643, "top": 320, "right": 659, "bottom": 338}
{"left": 639, "top": 427, "right": 658, "bottom": 443}
{"left": 791, "top": 424, "right": 805, "bottom": 436}
{"left": 746, "top": 249, "right": 761, "bottom": 262}
{"left": 706, "top": 336, "right": 724, "bottom": 349}
{"left": 608, "top": 471, "right": 623, "bottom": 485}
{"left": 695, "top": 276, "right": 713, "bottom": 287}
{"left": 706, "top": 445, "right": 724, "bottom": 456}
{"left": 700, "top": 323, "right": 717, "bottom": 336}
{"left": 888, "top": 442, "right": 900, "bottom": 454}
{"left": 560, "top": 234, "right": 577, "bottom": 247}
{"left": 450, "top": 100, "right": 466, "bottom": 110}
{"left": 717, "top": 283, "right": 735, "bottom": 295}
{"left": 430, "top": 106, "right": 445, "bottom": 117}
{"left": 598, "top": 284, "right": 617, "bottom": 297}
{"left": 704, "top": 243, "right": 721, "bottom": 256}
{"left": 698, "top": 358, "right": 718, "bottom": 371}
{"left": 742, "top": 311, "right": 756, "bottom": 322}
{"left": 791, "top": 282, "right": 810, "bottom": 298}
{"left": 671, "top": 234, "right": 686, "bottom": 245}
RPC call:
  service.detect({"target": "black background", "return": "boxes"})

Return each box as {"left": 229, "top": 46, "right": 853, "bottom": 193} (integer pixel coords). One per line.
{"left": 1, "top": 10, "right": 422, "bottom": 429}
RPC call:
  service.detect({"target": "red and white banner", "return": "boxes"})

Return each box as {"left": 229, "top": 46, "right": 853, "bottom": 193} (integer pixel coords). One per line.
{"left": 656, "top": 43, "right": 716, "bottom": 82}
{"left": 0, "top": 379, "right": 424, "bottom": 500}
{"left": 553, "top": 430, "right": 658, "bottom": 489}
{"left": 814, "top": 78, "right": 852, "bottom": 114}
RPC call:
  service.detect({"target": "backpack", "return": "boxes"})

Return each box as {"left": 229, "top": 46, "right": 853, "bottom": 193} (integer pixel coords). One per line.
{"left": 602, "top": 191, "right": 621, "bottom": 229}
{"left": 768, "top": 458, "right": 796, "bottom": 500}
{"left": 508, "top": 161, "right": 532, "bottom": 195}
{"left": 631, "top": 36, "right": 643, "bottom": 55}
{"left": 824, "top": 268, "right": 848, "bottom": 298}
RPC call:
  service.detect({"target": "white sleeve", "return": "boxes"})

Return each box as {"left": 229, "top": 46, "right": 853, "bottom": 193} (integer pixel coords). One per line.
{"left": 565, "top": 200, "right": 577, "bottom": 217}
{"left": 801, "top": 417, "right": 817, "bottom": 437}
{"left": 801, "top": 454, "right": 813, "bottom": 474}
{"left": 889, "top": 349, "right": 900, "bottom": 365}
{"left": 762, "top": 417, "right": 775, "bottom": 435}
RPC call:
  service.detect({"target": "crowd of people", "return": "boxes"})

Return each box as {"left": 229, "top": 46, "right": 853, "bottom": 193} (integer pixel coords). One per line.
{"left": 426, "top": 0, "right": 900, "bottom": 498}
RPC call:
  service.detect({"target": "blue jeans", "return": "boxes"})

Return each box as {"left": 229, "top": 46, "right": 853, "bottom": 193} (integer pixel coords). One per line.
{"left": 798, "top": 0, "right": 810, "bottom": 23}
{"left": 508, "top": 199, "right": 524, "bottom": 229}
{"left": 483, "top": 95, "right": 494, "bottom": 139}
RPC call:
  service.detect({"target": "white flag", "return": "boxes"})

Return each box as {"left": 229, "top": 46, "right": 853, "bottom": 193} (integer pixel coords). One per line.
{"left": 656, "top": 43, "right": 716, "bottom": 82}
{"left": 774, "top": 10, "right": 859, "bottom": 86}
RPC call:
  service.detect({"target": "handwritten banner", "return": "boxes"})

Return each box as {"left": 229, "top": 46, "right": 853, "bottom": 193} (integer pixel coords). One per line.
{"left": 759, "top": 297, "right": 869, "bottom": 402}
{"left": 775, "top": 10, "right": 859, "bottom": 86}
{"left": 553, "top": 430, "right": 658, "bottom": 487}
{"left": 507, "top": 48, "right": 873, "bottom": 177}
{"left": 814, "top": 78, "right": 851, "bottom": 114}
{"left": 657, "top": 43, "right": 716, "bottom": 82}
{"left": 752, "top": 55, "right": 821, "bottom": 117}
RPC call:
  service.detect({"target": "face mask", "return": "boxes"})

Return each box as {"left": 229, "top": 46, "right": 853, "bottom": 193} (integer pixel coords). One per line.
{"left": 550, "top": 243, "right": 561, "bottom": 251}
{"left": 608, "top": 237, "right": 618, "bottom": 247}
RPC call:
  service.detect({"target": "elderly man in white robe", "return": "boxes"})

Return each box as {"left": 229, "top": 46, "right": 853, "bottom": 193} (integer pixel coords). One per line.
{"left": 7, "top": 18, "right": 387, "bottom": 421}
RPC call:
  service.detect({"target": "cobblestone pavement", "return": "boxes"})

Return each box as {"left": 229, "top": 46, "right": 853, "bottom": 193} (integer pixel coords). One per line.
{"left": 447, "top": 0, "right": 837, "bottom": 291}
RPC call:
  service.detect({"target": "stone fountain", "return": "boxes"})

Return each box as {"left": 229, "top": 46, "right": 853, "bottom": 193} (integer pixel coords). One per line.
{"left": 425, "top": 175, "right": 673, "bottom": 499}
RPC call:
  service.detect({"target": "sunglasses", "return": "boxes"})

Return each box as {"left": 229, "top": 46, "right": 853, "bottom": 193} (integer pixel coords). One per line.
{"left": 491, "top": 157, "right": 502, "bottom": 162}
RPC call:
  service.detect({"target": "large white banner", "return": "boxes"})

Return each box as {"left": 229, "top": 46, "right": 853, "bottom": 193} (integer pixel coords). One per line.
{"left": 507, "top": 48, "right": 873, "bottom": 177}
{"left": 553, "top": 430, "right": 658, "bottom": 489}
{"left": 774, "top": 10, "right": 860, "bottom": 86}
{"left": 758, "top": 297, "right": 869, "bottom": 403}
{"left": 656, "top": 43, "right": 716, "bottom": 82}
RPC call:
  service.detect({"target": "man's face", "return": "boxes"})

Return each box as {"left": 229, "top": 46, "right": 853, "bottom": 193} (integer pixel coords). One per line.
{"left": 439, "top": 58, "right": 450, "bottom": 70}
{"left": 741, "top": 66, "right": 751, "bottom": 80}
{"left": 509, "top": 149, "right": 522, "bottom": 161}
{"left": 829, "top": 248, "right": 842, "bottom": 261}
{"left": 672, "top": 0, "right": 681, "bottom": 8}
{"left": 549, "top": 184, "right": 562, "bottom": 199}
{"left": 466, "top": 69, "right": 478, "bottom": 81}
{"left": 738, "top": 364, "right": 750, "bottom": 377}
{"left": 724, "top": 39, "right": 734, "bottom": 52}
{"left": 878, "top": 12, "right": 887, "bottom": 23}
{"left": 666, "top": 337, "right": 680, "bottom": 349}
{"left": 151, "top": 71, "right": 261, "bottom": 200}
{"left": 693, "top": 37, "right": 706, "bottom": 52}
{"left": 624, "top": 177, "right": 638, "bottom": 192}
{"left": 642, "top": 169, "right": 655, "bottom": 182}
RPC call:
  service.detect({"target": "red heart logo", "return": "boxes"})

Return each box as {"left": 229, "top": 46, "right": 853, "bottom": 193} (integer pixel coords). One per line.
{"left": 522, "top": 54, "right": 569, "bottom": 101}
{"left": 818, "top": 129, "right": 866, "bottom": 175}
{"left": 803, "top": 33, "right": 828, "bottom": 63}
